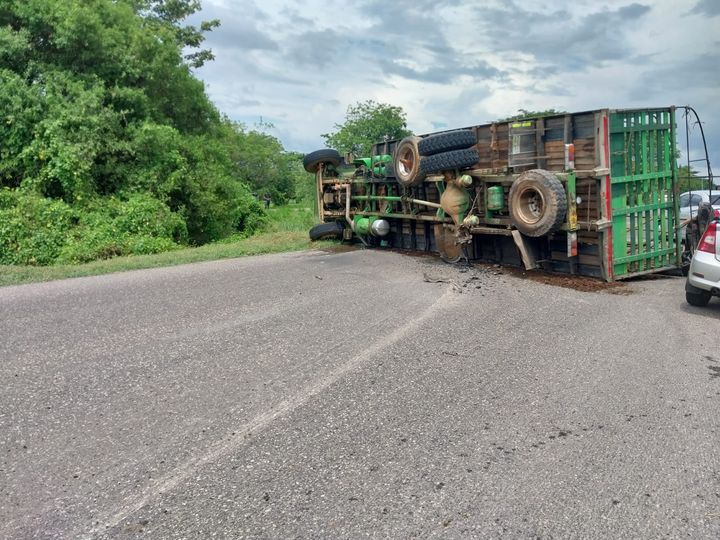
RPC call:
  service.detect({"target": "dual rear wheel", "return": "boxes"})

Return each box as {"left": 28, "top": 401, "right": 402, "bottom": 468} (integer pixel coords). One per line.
{"left": 392, "top": 130, "right": 479, "bottom": 187}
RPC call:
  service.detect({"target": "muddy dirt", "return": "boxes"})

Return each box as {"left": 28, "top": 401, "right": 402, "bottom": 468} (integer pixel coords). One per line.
{"left": 316, "top": 243, "right": 360, "bottom": 254}
{"left": 500, "top": 266, "right": 632, "bottom": 294}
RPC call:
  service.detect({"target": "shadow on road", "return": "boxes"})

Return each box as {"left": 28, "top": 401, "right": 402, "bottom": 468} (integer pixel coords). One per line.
{"left": 679, "top": 300, "right": 720, "bottom": 320}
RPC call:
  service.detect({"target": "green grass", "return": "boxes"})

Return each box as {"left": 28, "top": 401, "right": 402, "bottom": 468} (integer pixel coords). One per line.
{"left": 0, "top": 204, "right": 334, "bottom": 287}
{"left": 263, "top": 203, "right": 317, "bottom": 233}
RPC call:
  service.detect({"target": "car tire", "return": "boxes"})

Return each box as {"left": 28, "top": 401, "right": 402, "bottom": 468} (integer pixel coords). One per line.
{"left": 508, "top": 169, "right": 567, "bottom": 237}
{"left": 685, "top": 281, "right": 712, "bottom": 306}
{"left": 419, "top": 148, "right": 480, "bottom": 175}
{"left": 685, "top": 289, "right": 711, "bottom": 306}
{"left": 303, "top": 149, "right": 342, "bottom": 173}
{"left": 418, "top": 130, "right": 477, "bottom": 156}
{"left": 309, "top": 221, "right": 344, "bottom": 241}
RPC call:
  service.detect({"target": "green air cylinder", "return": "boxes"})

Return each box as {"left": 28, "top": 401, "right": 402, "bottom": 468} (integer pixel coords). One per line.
{"left": 353, "top": 216, "right": 390, "bottom": 237}
{"left": 487, "top": 185, "right": 504, "bottom": 211}
{"left": 354, "top": 216, "right": 371, "bottom": 235}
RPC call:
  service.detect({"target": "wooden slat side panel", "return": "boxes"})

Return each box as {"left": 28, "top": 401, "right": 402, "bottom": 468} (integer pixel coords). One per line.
{"left": 576, "top": 178, "right": 602, "bottom": 224}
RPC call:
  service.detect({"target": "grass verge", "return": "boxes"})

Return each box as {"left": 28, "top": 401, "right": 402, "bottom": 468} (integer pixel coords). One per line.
{"left": 0, "top": 205, "right": 336, "bottom": 287}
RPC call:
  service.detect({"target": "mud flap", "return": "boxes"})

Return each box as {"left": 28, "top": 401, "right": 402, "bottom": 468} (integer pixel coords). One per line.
{"left": 511, "top": 230, "right": 538, "bottom": 270}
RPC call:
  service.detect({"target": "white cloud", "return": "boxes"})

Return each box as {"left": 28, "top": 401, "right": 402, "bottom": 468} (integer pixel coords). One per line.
{"left": 191, "top": 0, "right": 720, "bottom": 174}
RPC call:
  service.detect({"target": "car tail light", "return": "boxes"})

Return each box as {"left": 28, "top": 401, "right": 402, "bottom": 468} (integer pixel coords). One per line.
{"left": 697, "top": 221, "right": 718, "bottom": 253}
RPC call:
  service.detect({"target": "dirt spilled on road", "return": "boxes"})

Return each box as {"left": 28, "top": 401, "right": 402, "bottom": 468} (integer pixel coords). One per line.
{"left": 317, "top": 243, "right": 633, "bottom": 294}
{"left": 315, "top": 243, "right": 359, "bottom": 254}
{"left": 507, "top": 268, "right": 632, "bottom": 295}
{"left": 432, "top": 261, "right": 633, "bottom": 295}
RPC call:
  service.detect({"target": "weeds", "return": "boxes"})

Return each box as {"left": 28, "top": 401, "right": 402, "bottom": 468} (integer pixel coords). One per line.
{"left": 0, "top": 204, "right": 332, "bottom": 287}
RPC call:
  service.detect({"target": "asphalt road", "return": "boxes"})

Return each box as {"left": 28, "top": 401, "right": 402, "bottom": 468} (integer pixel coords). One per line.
{"left": 1, "top": 249, "right": 719, "bottom": 539}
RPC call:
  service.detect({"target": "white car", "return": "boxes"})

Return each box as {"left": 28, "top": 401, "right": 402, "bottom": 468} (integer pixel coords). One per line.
{"left": 679, "top": 190, "right": 720, "bottom": 249}
{"left": 685, "top": 216, "right": 720, "bottom": 306}
{"left": 679, "top": 190, "right": 720, "bottom": 223}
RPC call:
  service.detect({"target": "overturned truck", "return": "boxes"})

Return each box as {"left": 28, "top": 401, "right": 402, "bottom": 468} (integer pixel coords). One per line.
{"left": 306, "top": 107, "right": 684, "bottom": 281}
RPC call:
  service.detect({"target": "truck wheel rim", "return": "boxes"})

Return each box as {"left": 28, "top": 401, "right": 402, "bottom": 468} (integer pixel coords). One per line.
{"left": 398, "top": 147, "right": 415, "bottom": 177}
{"left": 517, "top": 187, "right": 545, "bottom": 225}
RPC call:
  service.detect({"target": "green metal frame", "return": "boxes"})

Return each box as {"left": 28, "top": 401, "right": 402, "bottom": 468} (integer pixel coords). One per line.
{"left": 609, "top": 108, "right": 680, "bottom": 278}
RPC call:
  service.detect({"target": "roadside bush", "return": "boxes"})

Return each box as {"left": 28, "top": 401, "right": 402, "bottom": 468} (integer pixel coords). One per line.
{"left": 0, "top": 190, "right": 74, "bottom": 265}
{"left": 0, "top": 1, "right": 287, "bottom": 266}
{"left": 236, "top": 197, "right": 267, "bottom": 237}
{"left": 56, "top": 194, "right": 187, "bottom": 264}
{"left": 111, "top": 193, "right": 188, "bottom": 241}
{"left": 124, "top": 124, "right": 265, "bottom": 244}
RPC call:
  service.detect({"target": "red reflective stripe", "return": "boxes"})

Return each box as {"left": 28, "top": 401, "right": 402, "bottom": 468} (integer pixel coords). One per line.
{"left": 603, "top": 115, "right": 613, "bottom": 279}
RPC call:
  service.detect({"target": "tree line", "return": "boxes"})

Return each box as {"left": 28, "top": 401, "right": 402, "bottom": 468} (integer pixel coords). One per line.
{"left": 0, "top": 0, "right": 308, "bottom": 265}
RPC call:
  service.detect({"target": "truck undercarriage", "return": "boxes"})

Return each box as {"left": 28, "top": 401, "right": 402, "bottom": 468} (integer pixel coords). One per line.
{"left": 307, "top": 108, "right": 692, "bottom": 282}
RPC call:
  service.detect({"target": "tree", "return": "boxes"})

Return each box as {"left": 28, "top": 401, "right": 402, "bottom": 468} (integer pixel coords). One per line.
{"left": 500, "top": 109, "right": 567, "bottom": 122}
{"left": 677, "top": 165, "right": 706, "bottom": 192}
{"left": 131, "top": 0, "right": 220, "bottom": 68}
{"left": 322, "top": 100, "right": 412, "bottom": 157}
{"left": 0, "top": 0, "right": 269, "bottom": 265}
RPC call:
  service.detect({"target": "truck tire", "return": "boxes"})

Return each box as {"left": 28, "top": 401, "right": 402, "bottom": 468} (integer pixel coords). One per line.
{"left": 419, "top": 148, "right": 479, "bottom": 174}
{"left": 303, "top": 149, "right": 341, "bottom": 173}
{"left": 393, "top": 136, "right": 425, "bottom": 187}
{"left": 418, "top": 130, "right": 477, "bottom": 156}
{"left": 508, "top": 169, "right": 567, "bottom": 237}
{"left": 309, "top": 221, "right": 344, "bottom": 241}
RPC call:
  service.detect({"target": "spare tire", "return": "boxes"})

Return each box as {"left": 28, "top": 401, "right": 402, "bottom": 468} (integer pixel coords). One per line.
{"left": 309, "top": 221, "right": 344, "bottom": 241}
{"left": 418, "top": 130, "right": 477, "bottom": 156}
{"left": 419, "top": 148, "right": 479, "bottom": 174}
{"left": 303, "top": 149, "right": 341, "bottom": 173}
{"left": 393, "top": 136, "right": 425, "bottom": 187}
{"left": 508, "top": 169, "right": 567, "bottom": 237}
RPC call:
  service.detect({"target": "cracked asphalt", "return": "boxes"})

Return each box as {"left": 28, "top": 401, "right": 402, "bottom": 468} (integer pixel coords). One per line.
{"left": 1, "top": 249, "right": 719, "bottom": 539}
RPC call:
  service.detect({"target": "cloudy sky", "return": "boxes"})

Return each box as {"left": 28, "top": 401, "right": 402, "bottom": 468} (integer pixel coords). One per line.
{"left": 190, "top": 0, "right": 720, "bottom": 174}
